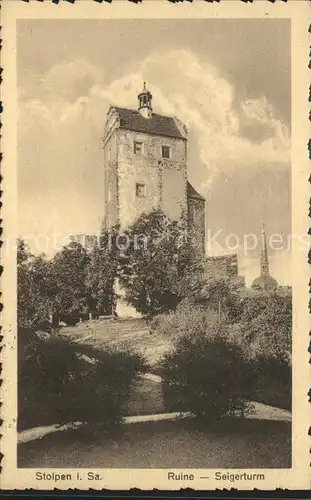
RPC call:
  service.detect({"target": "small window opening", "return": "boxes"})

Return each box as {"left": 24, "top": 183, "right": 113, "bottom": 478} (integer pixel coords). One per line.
{"left": 134, "top": 141, "right": 143, "bottom": 155}
{"left": 162, "top": 145, "right": 171, "bottom": 159}
{"left": 136, "top": 183, "right": 146, "bottom": 197}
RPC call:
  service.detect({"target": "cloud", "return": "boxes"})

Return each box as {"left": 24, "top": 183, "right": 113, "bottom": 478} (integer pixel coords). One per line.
{"left": 92, "top": 50, "right": 290, "bottom": 192}
{"left": 20, "top": 50, "right": 290, "bottom": 174}
{"left": 20, "top": 59, "right": 104, "bottom": 103}
{"left": 140, "top": 51, "right": 290, "bottom": 177}
{"left": 18, "top": 51, "right": 291, "bottom": 283}
{"left": 239, "top": 96, "right": 290, "bottom": 146}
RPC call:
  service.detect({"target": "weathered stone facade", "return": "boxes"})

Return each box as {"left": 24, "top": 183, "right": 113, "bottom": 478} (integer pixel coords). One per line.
{"left": 103, "top": 109, "right": 119, "bottom": 229}
{"left": 115, "top": 130, "right": 187, "bottom": 230}
{"left": 205, "top": 254, "right": 239, "bottom": 280}
{"left": 103, "top": 93, "right": 205, "bottom": 261}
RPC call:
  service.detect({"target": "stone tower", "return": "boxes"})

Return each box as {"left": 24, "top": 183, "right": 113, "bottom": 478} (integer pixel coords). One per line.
{"left": 103, "top": 84, "right": 206, "bottom": 261}
{"left": 102, "top": 85, "right": 206, "bottom": 316}
{"left": 103, "top": 83, "right": 190, "bottom": 232}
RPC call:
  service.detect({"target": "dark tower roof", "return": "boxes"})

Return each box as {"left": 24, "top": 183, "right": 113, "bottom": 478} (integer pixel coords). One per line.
{"left": 110, "top": 106, "right": 186, "bottom": 140}
{"left": 187, "top": 181, "right": 205, "bottom": 201}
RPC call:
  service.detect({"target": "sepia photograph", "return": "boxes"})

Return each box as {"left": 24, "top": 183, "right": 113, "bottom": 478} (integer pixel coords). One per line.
{"left": 1, "top": 0, "right": 310, "bottom": 491}
{"left": 16, "top": 15, "right": 292, "bottom": 469}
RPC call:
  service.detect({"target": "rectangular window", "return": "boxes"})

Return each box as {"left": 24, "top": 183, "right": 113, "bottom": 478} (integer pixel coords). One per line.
{"left": 134, "top": 141, "right": 143, "bottom": 155}
{"left": 136, "top": 183, "right": 146, "bottom": 197}
{"left": 161, "top": 145, "right": 171, "bottom": 159}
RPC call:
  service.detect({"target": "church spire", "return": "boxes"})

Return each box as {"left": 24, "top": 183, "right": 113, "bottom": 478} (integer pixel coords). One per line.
{"left": 251, "top": 221, "right": 278, "bottom": 292}
{"left": 260, "top": 221, "right": 269, "bottom": 277}
{"left": 138, "top": 82, "right": 153, "bottom": 119}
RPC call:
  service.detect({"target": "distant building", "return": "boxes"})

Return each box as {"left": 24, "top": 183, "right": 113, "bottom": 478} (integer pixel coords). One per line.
{"left": 251, "top": 223, "right": 278, "bottom": 292}
{"left": 234, "top": 223, "right": 292, "bottom": 299}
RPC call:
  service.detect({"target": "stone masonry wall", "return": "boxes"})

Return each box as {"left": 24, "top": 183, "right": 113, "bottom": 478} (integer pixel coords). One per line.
{"left": 117, "top": 130, "right": 187, "bottom": 229}
{"left": 103, "top": 130, "right": 119, "bottom": 229}
{"left": 187, "top": 197, "right": 205, "bottom": 260}
{"left": 205, "top": 254, "right": 239, "bottom": 280}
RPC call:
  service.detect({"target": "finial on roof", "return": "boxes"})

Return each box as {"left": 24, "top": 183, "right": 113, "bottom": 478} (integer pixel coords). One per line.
{"left": 138, "top": 81, "right": 153, "bottom": 119}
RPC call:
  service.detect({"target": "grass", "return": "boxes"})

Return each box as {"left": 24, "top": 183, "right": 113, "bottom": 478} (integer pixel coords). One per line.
{"left": 123, "top": 376, "right": 164, "bottom": 416}
{"left": 60, "top": 318, "right": 172, "bottom": 367}
{"left": 18, "top": 417, "right": 291, "bottom": 469}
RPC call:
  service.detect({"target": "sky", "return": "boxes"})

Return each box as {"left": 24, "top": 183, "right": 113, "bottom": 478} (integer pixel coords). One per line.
{"left": 17, "top": 18, "right": 292, "bottom": 286}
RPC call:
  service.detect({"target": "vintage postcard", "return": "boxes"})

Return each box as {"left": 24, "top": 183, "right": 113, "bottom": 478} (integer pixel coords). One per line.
{"left": 1, "top": 0, "right": 310, "bottom": 491}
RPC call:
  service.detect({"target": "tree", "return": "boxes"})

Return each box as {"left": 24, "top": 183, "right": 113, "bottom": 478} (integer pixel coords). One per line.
{"left": 17, "top": 239, "right": 92, "bottom": 328}
{"left": 50, "top": 241, "right": 90, "bottom": 318}
{"left": 86, "top": 228, "right": 118, "bottom": 316}
{"left": 17, "top": 239, "right": 51, "bottom": 329}
{"left": 118, "top": 209, "right": 201, "bottom": 316}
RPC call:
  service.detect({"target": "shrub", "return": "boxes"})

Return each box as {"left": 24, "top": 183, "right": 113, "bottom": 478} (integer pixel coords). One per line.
{"left": 250, "top": 355, "right": 291, "bottom": 411}
{"left": 196, "top": 277, "right": 244, "bottom": 323}
{"left": 222, "top": 294, "right": 292, "bottom": 410}
{"left": 154, "top": 295, "right": 292, "bottom": 415}
{"left": 18, "top": 328, "right": 147, "bottom": 430}
{"left": 242, "top": 296, "right": 292, "bottom": 365}
{"left": 151, "top": 297, "right": 228, "bottom": 341}
{"left": 156, "top": 305, "right": 251, "bottom": 419}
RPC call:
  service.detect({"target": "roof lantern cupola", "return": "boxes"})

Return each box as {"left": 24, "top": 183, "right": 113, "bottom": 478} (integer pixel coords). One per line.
{"left": 138, "top": 82, "right": 153, "bottom": 119}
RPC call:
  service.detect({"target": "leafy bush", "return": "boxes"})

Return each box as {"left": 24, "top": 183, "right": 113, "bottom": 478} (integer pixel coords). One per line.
{"left": 18, "top": 328, "right": 147, "bottom": 430}
{"left": 250, "top": 355, "right": 291, "bottom": 411}
{"left": 196, "top": 277, "right": 244, "bottom": 323}
{"left": 156, "top": 305, "right": 251, "bottom": 419}
{"left": 154, "top": 294, "right": 292, "bottom": 414}
{"left": 241, "top": 295, "right": 292, "bottom": 364}
{"left": 151, "top": 297, "right": 227, "bottom": 340}
{"left": 228, "top": 295, "right": 292, "bottom": 410}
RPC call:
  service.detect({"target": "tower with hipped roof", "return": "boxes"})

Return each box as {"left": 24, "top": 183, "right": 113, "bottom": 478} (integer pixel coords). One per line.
{"left": 103, "top": 82, "right": 206, "bottom": 260}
